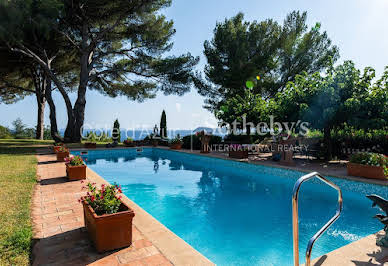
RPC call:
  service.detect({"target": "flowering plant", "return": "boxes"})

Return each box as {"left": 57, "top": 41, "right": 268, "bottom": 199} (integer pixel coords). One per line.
{"left": 57, "top": 146, "right": 69, "bottom": 153}
{"left": 54, "top": 142, "right": 64, "bottom": 146}
{"left": 81, "top": 182, "right": 123, "bottom": 215}
{"left": 350, "top": 152, "right": 388, "bottom": 177}
{"left": 65, "top": 155, "right": 85, "bottom": 166}
{"left": 195, "top": 130, "right": 212, "bottom": 142}
{"left": 170, "top": 134, "right": 182, "bottom": 144}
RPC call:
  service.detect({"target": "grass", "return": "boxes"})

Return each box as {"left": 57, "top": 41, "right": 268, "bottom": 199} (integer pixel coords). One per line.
{"left": 0, "top": 138, "right": 129, "bottom": 264}
{"left": 0, "top": 139, "right": 52, "bottom": 265}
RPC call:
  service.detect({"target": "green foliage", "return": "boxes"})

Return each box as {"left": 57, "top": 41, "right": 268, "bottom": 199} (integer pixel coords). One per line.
{"left": 350, "top": 152, "right": 388, "bottom": 177}
{"left": 274, "top": 61, "right": 388, "bottom": 158}
{"left": 0, "top": 125, "right": 12, "bottom": 139}
{"left": 43, "top": 126, "right": 53, "bottom": 140}
{"left": 170, "top": 134, "right": 182, "bottom": 144}
{"left": 112, "top": 119, "right": 120, "bottom": 143}
{"left": 0, "top": 140, "right": 37, "bottom": 265}
{"left": 195, "top": 11, "right": 338, "bottom": 124}
{"left": 350, "top": 152, "right": 387, "bottom": 166}
{"left": 160, "top": 110, "right": 167, "bottom": 138}
{"left": 331, "top": 128, "right": 388, "bottom": 155}
{"left": 83, "top": 182, "right": 123, "bottom": 216}
{"left": 85, "top": 132, "right": 112, "bottom": 143}
{"left": 12, "top": 118, "right": 29, "bottom": 139}
{"left": 63, "top": 0, "right": 199, "bottom": 101}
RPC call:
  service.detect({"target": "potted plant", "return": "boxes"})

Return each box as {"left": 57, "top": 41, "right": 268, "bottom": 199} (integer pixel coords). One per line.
{"left": 123, "top": 137, "right": 135, "bottom": 147}
{"left": 65, "top": 155, "right": 87, "bottom": 180}
{"left": 229, "top": 144, "right": 249, "bottom": 159}
{"left": 81, "top": 182, "right": 135, "bottom": 253}
{"left": 56, "top": 146, "right": 70, "bottom": 162}
{"left": 170, "top": 135, "right": 182, "bottom": 150}
{"left": 196, "top": 131, "right": 212, "bottom": 153}
{"left": 53, "top": 143, "right": 64, "bottom": 153}
{"left": 347, "top": 152, "right": 388, "bottom": 180}
{"left": 84, "top": 142, "right": 97, "bottom": 149}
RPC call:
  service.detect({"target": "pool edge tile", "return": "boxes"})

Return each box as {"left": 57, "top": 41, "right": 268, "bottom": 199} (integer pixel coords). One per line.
{"left": 85, "top": 166, "right": 215, "bottom": 266}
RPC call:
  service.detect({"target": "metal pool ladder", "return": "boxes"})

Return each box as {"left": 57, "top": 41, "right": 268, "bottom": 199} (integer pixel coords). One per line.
{"left": 292, "top": 172, "right": 343, "bottom": 266}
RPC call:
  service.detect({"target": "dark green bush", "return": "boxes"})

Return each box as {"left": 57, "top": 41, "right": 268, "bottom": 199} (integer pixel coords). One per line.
{"left": 182, "top": 135, "right": 223, "bottom": 150}
{"left": 0, "top": 125, "right": 12, "bottom": 139}
{"left": 331, "top": 128, "right": 388, "bottom": 156}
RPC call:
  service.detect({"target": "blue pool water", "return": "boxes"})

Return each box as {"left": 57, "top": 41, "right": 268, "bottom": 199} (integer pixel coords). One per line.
{"left": 75, "top": 148, "right": 388, "bottom": 265}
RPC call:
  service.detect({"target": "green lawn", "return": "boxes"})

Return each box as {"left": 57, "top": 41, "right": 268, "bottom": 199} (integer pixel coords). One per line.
{"left": 0, "top": 139, "right": 52, "bottom": 265}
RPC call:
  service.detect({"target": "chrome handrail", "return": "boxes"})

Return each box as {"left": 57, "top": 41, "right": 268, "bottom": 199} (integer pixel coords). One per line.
{"left": 292, "top": 172, "right": 343, "bottom": 266}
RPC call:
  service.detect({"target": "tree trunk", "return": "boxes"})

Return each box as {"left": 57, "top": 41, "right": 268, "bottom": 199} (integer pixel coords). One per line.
{"left": 323, "top": 126, "right": 332, "bottom": 160}
{"left": 35, "top": 96, "right": 46, "bottom": 140}
{"left": 44, "top": 78, "right": 63, "bottom": 143}
{"left": 69, "top": 24, "right": 91, "bottom": 143}
{"left": 71, "top": 50, "right": 89, "bottom": 143}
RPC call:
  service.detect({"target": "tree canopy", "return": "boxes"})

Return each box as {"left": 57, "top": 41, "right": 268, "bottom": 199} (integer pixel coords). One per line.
{"left": 274, "top": 61, "right": 388, "bottom": 158}
{"left": 0, "top": 0, "right": 199, "bottom": 142}
{"left": 194, "top": 11, "right": 339, "bottom": 126}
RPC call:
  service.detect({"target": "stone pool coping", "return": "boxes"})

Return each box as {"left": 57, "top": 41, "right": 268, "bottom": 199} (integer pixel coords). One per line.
{"left": 158, "top": 147, "right": 388, "bottom": 186}
{"left": 73, "top": 146, "right": 388, "bottom": 265}
{"left": 84, "top": 162, "right": 214, "bottom": 266}
{"left": 73, "top": 146, "right": 387, "bottom": 186}
{"left": 308, "top": 231, "right": 388, "bottom": 265}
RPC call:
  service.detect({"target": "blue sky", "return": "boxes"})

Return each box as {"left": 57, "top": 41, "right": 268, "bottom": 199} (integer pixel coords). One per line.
{"left": 1, "top": 0, "right": 387, "bottom": 130}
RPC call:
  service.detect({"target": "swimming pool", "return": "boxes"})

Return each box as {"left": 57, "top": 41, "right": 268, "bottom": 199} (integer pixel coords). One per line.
{"left": 75, "top": 148, "right": 388, "bottom": 265}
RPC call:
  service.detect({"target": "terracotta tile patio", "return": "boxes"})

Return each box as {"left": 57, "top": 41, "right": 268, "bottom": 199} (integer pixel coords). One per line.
{"left": 32, "top": 150, "right": 172, "bottom": 265}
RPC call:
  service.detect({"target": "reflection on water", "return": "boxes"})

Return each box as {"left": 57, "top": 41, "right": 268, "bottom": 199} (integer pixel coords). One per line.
{"left": 77, "top": 148, "right": 388, "bottom": 266}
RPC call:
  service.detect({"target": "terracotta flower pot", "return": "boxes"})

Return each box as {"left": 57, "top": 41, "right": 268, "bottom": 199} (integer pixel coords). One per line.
{"left": 229, "top": 150, "right": 249, "bottom": 159}
{"left": 66, "top": 164, "right": 86, "bottom": 180}
{"left": 56, "top": 151, "right": 70, "bottom": 162}
{"left": 170, "top": 143, "right": 182, "bottom": 150}
{"left": 347, "top": 162, "right": 387, "bottom": 180}
{"left": 84, "top": 142, "right": 97, "bottom": 149}
{"left": 82, "top": 199, "right": 135, "bottom": 253}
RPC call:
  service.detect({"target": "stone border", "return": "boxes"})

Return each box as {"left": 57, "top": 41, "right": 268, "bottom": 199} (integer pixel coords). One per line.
{"left": 158, "top": 147, "right": 388, "bottom": 186}
{"left": 72, "top": 146, "right": 387, "bottom": 265}
{"left": 308, "top": 231, "right": 388, "bottom": 265}
{"left": 85, "top": 164, "right": 214, "bottom": 266}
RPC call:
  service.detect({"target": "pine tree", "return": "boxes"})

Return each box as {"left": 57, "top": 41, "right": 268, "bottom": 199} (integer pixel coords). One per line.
{"left": 160, "top": 110, "right": 167, "bottom": 139}
{"left": 112, "top": 119, "right": 121, "bottom": 143}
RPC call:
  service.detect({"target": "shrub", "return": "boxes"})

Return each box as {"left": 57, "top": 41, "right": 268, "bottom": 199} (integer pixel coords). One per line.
{"left": 331, "top": 128, "right": 388, "bottom": 157}
{"left": 182, "top": 134, "right": 223, "bottom": 150}
{"left": 85, "top": 131, "right": 112, "bottom": 142}
{"left": 170, "top": 135, "right": 182, "bottom": 145}
{"left": 350, "top": 152, "right": 388, "bottom": 176}
{"left": 81, "top": 182, "right": 123, "bottom": 215}
{"left": 0, "top": 125, "right": 12, "bottom": 139}
{"left": 350, "top": 152, "right": 388, "bottom": 167}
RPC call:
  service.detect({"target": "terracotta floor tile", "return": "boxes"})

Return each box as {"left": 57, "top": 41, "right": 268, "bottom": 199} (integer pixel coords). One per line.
{"left": 141, "top": 254, "right": 171, "bottom": 266}
{"left": 32, "top": 150, "right": 171, "bottom": 266}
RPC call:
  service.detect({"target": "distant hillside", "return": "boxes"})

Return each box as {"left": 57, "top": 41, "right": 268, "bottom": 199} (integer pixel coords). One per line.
{"left": 193, "top": 127, "right": 214, "bottom": 133}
